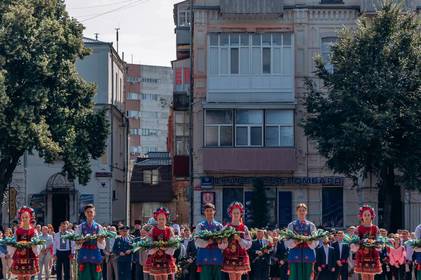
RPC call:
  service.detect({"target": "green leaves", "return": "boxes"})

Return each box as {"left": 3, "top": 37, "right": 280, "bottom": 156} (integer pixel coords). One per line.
{"left": 0, "top": 0, "right": 109, "bottom": 195}
{"left": 303, "top": 2, "right": 421, "bottom": 187}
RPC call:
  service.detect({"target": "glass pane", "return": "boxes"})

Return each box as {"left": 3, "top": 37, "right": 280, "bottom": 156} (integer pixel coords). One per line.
{"left": 240, "top": 47, "right": 250, "bottom": 74}
{"left": 283, "top": 33, "right": 292, "bottom": 46}
{"left": 209, "top": 33, "right": 218, "bottom": 46}
{"left": 262, "top": 33, "right": 271, "bottom": 46}
{"left": 230, "top": 33, "right": 239, "bottom": 45}
{"left": 280, "top": 126, "right": 294, "bottom": 147}
{"left": 240, "top": 34, "right": 249, "bottom": 46}
{"left": 251, "top": 47, "right": 261, "bottom": 74}
{"left": 206, "top": 110, "right": 232, "bottom": 124}
{"left": 235, "top": 126, "right": 248, "bottom": 146}
{"left": 263, "top": 48, "right": 271, "bottom": 74}
{"left": 206, "top": 126, "right": 218, "bottom": 146}
{"left": 220, "top": 33, "right": 229, "bottom": 45}
{"left": 273, "top": 48, "right": 281, "bottom": 74}
{"left": 220, "top": 126, "right": 233, "bottom": 146}
{"left": 220, "top": 48, "right": 229, "bottom": 74}
{"left": 236, "top": 110, "right": 263, "bottom": 124}
{"left": 250, "top": 127, "right": 262, "bottom": 146}
{"left": 273, "top": 33, "right": 282, "bottom": 46}
{"left": 209, "top": 47, "right": 219, "bottom": 75}
{"left": 282, "top": 47, "right": 292, "bottom": 75}
{"left": 252, "top": 34, "right": 261, "bottom": 46}
{"left": 230, "top": 48, "right": 239, "bottom": 74}
{"left": 266, "top": 110, "right": 293, "bottom": 125}
{"left": 265, "top": 126, "right": 279, "bottom": 147}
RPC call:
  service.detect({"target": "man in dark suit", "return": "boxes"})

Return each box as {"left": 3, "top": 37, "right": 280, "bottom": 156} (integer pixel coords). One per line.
{"left": 316, "top": 236, "right": 336, "bottom": 280}
{"left": 185, "top": 233, "right": 199, "bottom": 280}
{"left": 332, "top": 231, "right": 350, "bottom": 280}
{"left": 249, "top": 229, "right": 271, "bottom": 280}
{"left": 274, "top": 238, "right": 289, "bottom": 280}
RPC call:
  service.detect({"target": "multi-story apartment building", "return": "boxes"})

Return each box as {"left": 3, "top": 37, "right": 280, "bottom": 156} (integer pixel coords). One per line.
{"left": 173, "top": 0, "right": 421, "bottom": 229}
{"left": 2, "top": 38, "right": 130, "bottom": 228}
{"left": 126, "top": 64, "right": 173, "bottom": 160}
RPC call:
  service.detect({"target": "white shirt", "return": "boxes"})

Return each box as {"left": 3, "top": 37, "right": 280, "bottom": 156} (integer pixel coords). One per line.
{"left": 323, "top": 245, "right": 330, "bottom": 264}
{"left": 53, "top": 232, "right": 75, "bottom": 255}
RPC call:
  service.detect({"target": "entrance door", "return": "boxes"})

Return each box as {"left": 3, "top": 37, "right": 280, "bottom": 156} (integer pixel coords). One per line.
{"left": 52, "top": 193, "right": 69, "bottom": 230}
{"left": 278, "top": 191, "right": 292, "bottom": 228}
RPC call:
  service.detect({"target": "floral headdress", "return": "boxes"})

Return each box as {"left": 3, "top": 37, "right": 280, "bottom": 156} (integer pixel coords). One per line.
{"left": 358, "top": 205, "right": 375, "bottom": 220}
{"left": 153, "top": 207, "right": 170, "bottom": 220}
{"left": 227, "top": 202, "right": 244, "bottom": 217}
{"left": 18, "top": 206, "right": 35, "bottom": 223}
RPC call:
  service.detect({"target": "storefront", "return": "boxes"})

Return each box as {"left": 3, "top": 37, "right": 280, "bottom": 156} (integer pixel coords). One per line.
{"left": 194, "top": 176, "right": 347, "bottom": 228}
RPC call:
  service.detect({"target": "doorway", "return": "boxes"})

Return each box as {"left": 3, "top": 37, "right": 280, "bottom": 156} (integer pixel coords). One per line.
{"left": 52, "top": 193, "right": 69, "bottom": 231}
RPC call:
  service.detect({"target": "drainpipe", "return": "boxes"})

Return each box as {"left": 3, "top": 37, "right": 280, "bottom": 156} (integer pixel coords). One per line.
{"left": 188, "top": 0, "right": 195, "bottom": 227}
{"left": 110, "top": 45, "right": 115, "bottom": 224}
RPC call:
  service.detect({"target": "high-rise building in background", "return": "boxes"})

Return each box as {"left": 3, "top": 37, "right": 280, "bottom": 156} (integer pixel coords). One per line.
{"left": 126, "top": 64, "right": 173, "bottom": 159}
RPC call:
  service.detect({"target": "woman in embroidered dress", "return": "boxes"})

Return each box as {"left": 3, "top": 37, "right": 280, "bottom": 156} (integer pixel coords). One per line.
{"left": 221, "top": 202, "right": 252, "bottom": 280}
{"left": 144, "top": 207, "right": 177, "bottom": 280}
{"left": 353, "top": 205, "right": 382, "bottom": 280}
{"left": 8, "top": 206, "right": 40, "bottom": 280}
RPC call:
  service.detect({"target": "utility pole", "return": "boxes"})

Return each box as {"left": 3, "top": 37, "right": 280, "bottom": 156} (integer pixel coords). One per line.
{"left": 94, "top": 33, "right": 99, "bottom": 40}
{"left": 188, "top": 0, "right": 194, "bottom": 227}
{"left": 115, "top": 28, "right": 120, "bottom": 54}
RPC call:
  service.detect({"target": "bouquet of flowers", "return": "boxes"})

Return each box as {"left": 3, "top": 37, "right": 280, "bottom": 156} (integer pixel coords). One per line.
{"left": 131, "top": 237, "right": 181, "bottom": 252}
{"left": 260, "top": 242, "right": 273, "bottom": 253}
{"left": 279, "top": 229, "right": 329, "bottom": 242}
{"left": 343, "top": 234, "right": 393, "bottom": 249}
{"left": 62, "top": 229, "right": 117, "bottom": 242}
{"left": 0, "top": 237, "right": 46, "bottom": 249}
{"left": 404, "top": 239, "right": 421, "bottom": 249}
{"left": 194, "top": 226, "right": 241, "bottom": 241}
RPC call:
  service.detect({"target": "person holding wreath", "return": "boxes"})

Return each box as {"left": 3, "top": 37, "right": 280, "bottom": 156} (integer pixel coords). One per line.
{"left": 195, "top": 203, "right": 227, "bottom": 280}
{"left": 353, "top": 205, "right": 382, "bottom": 280}
{"left": 75, "top": 204, "right": 106, "bottom": 280}
{"left": 144, "top": 207, "right": 177, "bottom": 280}
{"left": 284, "top": 203, "right": 319, "bottom": 280}
{"left": 221, "top": 202, "right": 252, "bottom": 280}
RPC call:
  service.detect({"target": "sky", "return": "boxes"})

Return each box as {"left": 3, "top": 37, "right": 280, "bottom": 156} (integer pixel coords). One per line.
{"left": 65, "top": 0, "right": 179, "bottom": 67}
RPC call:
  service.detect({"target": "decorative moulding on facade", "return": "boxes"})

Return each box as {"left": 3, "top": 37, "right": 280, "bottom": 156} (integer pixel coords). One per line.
{"left": 220, "top": 0, "right": 283, "bottom": 16}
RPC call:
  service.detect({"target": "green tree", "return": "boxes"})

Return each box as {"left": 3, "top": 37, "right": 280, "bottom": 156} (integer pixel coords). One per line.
{"left": 250, "top": 178, "right": 269, "bottom": 228}
{"left": 302, "top": 2, "right": 420, "bottom": 231}
{"left": 0, "top": 0, "right": 109, "bottom": 203}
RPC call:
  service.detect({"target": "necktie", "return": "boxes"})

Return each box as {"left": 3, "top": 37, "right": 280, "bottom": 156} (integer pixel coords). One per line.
{"left": 60, "top": 233, "right": 67, "bottom": 250}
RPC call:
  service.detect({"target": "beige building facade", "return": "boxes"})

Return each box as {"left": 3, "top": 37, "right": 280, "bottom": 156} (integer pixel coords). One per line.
{"left": 184, "top": 0, "right": 421, "bottom": 229}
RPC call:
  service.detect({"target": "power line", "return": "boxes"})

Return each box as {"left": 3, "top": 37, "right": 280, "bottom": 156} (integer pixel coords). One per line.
{"left": 68, "top": 0, "right": 137, "bottom": 10}
{"left": 79, "top": 0, "right": 149, "bottom": 22}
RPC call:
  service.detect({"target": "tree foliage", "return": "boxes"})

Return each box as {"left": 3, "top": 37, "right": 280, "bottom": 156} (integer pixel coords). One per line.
{"left": 0, "top": 0, "right": 109, "bottom": 198}
{"left": 250, "top": 178, "right": 269, "bottom": 228}
{"left": 302, "top": 1, "right": 420, "bottom": 230}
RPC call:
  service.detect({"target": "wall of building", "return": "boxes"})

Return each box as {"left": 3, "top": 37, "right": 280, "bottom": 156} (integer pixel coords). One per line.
{"left": 186, "top": 0, "right": 421, "bottom": 229}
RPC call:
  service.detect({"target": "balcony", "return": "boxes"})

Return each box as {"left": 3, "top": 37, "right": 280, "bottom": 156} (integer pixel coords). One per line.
{"left": 220, "top": 0, "right": 283, "bottom": 15}
{"left": 176, "top": 28, "right": 191, "bottom": 46}
{"left": 202, "top": 147, "right": 296, "bottom": 173}
{"left": 173, "top": 93, "right": 189, "bottom": 111}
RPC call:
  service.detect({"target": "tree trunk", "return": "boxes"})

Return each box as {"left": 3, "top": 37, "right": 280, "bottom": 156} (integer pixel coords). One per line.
{"left": 380, "top": 165, "right": 403, "bottom": 232}
{"left": 0, "top": 154, "right": 22, "bottom": 206}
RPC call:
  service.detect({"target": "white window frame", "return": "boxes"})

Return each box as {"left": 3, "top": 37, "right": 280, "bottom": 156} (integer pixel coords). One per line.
{"left": 321, "top": 37, "right": 337, "bottom": 74}
{"left": 235, "top": 110, "right": 264, "bottom": 147}
{"left": 208, "top": 32, "right": 293, "bottom": 76}
{"left": 264, "top": 110, "right": 294, "bottom": 147}
{"left": 204, "top": 110, "right": 233, "bottom": 147}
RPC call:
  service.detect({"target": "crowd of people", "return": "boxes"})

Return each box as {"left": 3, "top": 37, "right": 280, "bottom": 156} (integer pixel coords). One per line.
{"left": 0, "top": 203, "right": 419, "bottom": 280}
